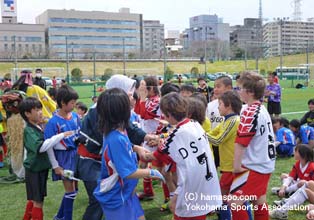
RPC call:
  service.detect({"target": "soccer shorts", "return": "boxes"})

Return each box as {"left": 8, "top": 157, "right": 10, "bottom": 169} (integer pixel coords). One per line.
{"left": 174, "top": 214, "right": 207, "bottom": 220}
{"left": 220, "top": 171, "right": 234, "bottom": 193}
{"left": 102, "top": 194, "right": 144, "bottom": 220}
{"left": 230, "top": 170, "right": 271, "bottom": 199}
{"left": 267, "top": 101, "right": 281, "bottom": 115}
{"left": 25, "top": 169, "right": 49, "bottom": 202}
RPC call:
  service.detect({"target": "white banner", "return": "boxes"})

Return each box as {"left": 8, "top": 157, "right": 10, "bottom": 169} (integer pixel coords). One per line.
{"left": 1, "top": 0, "right": 17, "bottom": 17}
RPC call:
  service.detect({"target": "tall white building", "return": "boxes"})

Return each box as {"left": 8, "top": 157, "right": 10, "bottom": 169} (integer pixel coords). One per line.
{"left": 263, "top": 20, "right": 314, "bottom": 57}
{"left": 142, "top": 20, "right": 164, "bottom": 56}
{"left": 36, "top": 8, "right": 143, "bottom": 58}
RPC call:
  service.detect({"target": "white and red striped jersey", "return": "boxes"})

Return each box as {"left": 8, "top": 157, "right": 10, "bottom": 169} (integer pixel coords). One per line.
{"left": 236, "top": 102, "right": 276, "bottom": 174}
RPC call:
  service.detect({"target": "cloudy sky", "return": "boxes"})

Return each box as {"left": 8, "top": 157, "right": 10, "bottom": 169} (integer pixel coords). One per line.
{"left": 7, "top": 0, "right": 314, "bottom": 31}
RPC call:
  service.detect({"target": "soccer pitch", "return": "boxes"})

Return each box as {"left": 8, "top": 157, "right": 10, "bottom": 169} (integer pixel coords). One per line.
{"left": 0, "top": 83, "right": 313, "bottom": 219}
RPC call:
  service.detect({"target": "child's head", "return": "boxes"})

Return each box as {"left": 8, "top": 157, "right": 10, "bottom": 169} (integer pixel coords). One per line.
{"left": 238, "top": 72, "right": 266, "bottom": 101}
{"left": 267, "top": 72, "right": 276, "bottom": 85}
{"left": 213, "top": 76, "right": 233, "bottom": 98}
{"left": 180, "top": 84, "right": 196, "bottom": 97}
{"left": 289, "top": 119, "right": 301, "bottom": 133}
{"left": 197, "top": 77, "right": 207, "bottom": 89}
{"left": 19, "top": 97, "right": 43, "bottom": 124}
{"left": 294, "top": 144, "right": 313, "bottom": 163}
{"left": 76, "top": 102, "right": 88, "bottom": 117}
{"left": 160, "top": 92, "right": 187, "bottom": 124}
{"left": 308, "top": 99, "right": 314, "bottom": 112}
{"left": 218, "top": 91, "right": 242, "bottom": 116}
{"left": 191, "top": 92, "right": 208, "bottom": 108}
{"left": 97, "top": 88, "right": 130, "bottom": 135}
{"left": 160, "top": 82, "right": 180, "bottom": 97}
{"left": 48, "top": 87, "right": 57, "bottom": 101}
{"left": 144, "top": 76, "right": 159, "bottom": 97}
{"left": 187, "top": 97, "right": 206, "bottom": 124}
{"left": 91, "top": 96, "right": 98, "bottom": 103}
{"left": 272, "top": 117, "right": 289, "bottom": 130}
{"left": 56, "top": 85, "right": 79, "bottom": 111}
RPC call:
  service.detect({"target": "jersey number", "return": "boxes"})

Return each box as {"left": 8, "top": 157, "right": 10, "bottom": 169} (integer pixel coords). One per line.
{"left": 197, "top": 152, "right": 213, "bottom": 181}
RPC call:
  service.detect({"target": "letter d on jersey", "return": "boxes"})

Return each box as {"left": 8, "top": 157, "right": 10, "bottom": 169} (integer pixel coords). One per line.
{"left": 179, "top": 148, "right": 188, "bottom": 159}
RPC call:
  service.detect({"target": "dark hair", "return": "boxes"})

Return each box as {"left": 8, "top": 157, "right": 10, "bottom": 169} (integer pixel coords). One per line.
{"left": 19, "top": 97, "right": 42, "bottom": 122}
{"left": 197, "top": 77, "right": 206, "bottom": 84}
{"left": 235, "top": 74, "right": 241, "bottom": 80}
{"left": 272, "top": 117, "right": 290, "bottom": 128}
{"left": 97, "top": 88, "right": 130, "bottom": 135}
{"left": 295, "top": 144, "right": 314, "bottom": 162}
{"left": 308, "top": 99, "right": 314, "bottom": 105}
{"left": 215, "top": 76, "right": 233, "bottom": 88}
{"left": 76, "top": 102, "right": 88, "bottom": 114}
{"left": 238, "top": 72, "right": 266, "bottom": 100}
{"left": 290, "top": 119, "right": 301, "bottom": 129}
{"left": 180, "top": 84, "right": 196, "bottom": 94}
{"left": 191, "top": 92, "right": 207, "bottom": 107}
{"left": 219, "top": 91, "right": 242, "bottom": 115}
{"left": 12, "top": 70, "right": 32, "bottom": 92}
{"left": 160, "top": 82, "right": 180, "bottom": 97}
{"left": 160, "top": 92, "right": 187, "bottom": 122}
{"left": 144, "top": 76, "right": 159, "bottom": 95}
{"left": 56, "top": 85, "right": 79, "bottom": 108}
{"left": 187, "top": 97, "right": 206, "bottom": 124}
{"left": 48, "top": 87, "right": 57, "bottom": 98}
{"left": 35, "top": 68, "right": 42, "bottom": 73}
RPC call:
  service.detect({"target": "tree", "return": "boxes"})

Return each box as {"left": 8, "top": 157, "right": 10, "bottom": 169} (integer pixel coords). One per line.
{"left": 101, "top": 68, "right": 113, "bottom": 81}
{"left": 190, "top": 67, "right": 199, "bottom": 78}
{"left": 164, "top": 66, "right": 174, "bottom": 82}
{"left": 71, "top": 68, "right": 82, "bottom": 82}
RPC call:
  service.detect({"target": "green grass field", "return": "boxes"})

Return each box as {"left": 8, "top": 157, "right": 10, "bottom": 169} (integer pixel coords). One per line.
{"left": 0, "top": 84, "right": 313, "bottom": 219}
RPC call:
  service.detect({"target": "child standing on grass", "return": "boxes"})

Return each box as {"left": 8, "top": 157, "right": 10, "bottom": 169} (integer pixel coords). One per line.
{"left": 20, "top": 97, "right": 73, "bottom": 220}
{"left": 93, "top": 88, "right": 164, "bottom": 220}
{"left": 159, "top": 92, "right": 222, "bottom": 220}
{"left": 207, "top": 91, "right": 242, "bottom": 219}
{"left": 229, "top": 72, "right": 276, "bottom": 220}
{"left": 44, "top": 85, "right": 81, "bottom": 220}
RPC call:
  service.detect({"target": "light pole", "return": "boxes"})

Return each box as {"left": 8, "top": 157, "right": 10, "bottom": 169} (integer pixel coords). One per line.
{"left": 13, "top": 35, "right": 18, "bottom": 81}
{"left": 122, "top": 38, "right": 126, "bottom": 75}
{"left": 276, "top": 17, "right": 289, "bottom": 79}
{"left": 65, "top": 36, "right": 70, "bottom": 84}
{"left": 163, "top": 39, "right": 167, "bottom": 82}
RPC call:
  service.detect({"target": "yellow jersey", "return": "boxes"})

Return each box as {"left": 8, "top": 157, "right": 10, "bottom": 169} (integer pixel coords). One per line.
{"left": 207, "top": 114, "right": 240, "bottom": 172}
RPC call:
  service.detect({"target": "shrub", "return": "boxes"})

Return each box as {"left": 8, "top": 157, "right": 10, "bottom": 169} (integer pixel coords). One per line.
{"left": 71, "top": 68, "right": 82, "bottom": 82}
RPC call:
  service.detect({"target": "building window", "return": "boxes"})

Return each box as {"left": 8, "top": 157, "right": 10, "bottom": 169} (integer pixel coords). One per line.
{"left": 4, "top": 36, "right": 7, "bottom": 41}
{"left": 4, "top": 44, "right": 8, "bottom": 51}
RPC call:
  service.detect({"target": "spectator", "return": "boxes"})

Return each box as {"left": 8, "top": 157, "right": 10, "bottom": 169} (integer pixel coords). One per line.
{"left": 265, "top": 72, "right": 282, "bottom": 117}
{"left": 300, "top": 98, "right": 314, "bottom": 128}
{"left": 196, "top": 77, "right": 213, "bottom": 103}
{"left": 33, "top": 69, "right": 46, "bottom": 90}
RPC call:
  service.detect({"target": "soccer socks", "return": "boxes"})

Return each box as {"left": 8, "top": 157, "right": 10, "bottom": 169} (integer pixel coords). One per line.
{"left": 64, "top": 191, "right": 77, "bottom": 220}
{"left": 162, "top": 182, "right": 170, "bottom": 200}
{"left": 217, "top": 203, "right": 231, "bottom": 220}
{"left": 254, "top": 204, "right": 268, "bottom": 220}
{"left": 23, "top": 200, "right": 33, "bottom": 220}
{"left": 285, "top": 183, "right": 299, "bottom": 194}
{"left": 281, "top": 185, "right": 308, "bottom": 210}
{"left": 143, "top": 177, "right": 154, "bottom": 195}
{"left": 31, "top": 207, "right": 43, "bottom": 220}
{"left": 55, "top": 195, "right": 66, "bottom": 219}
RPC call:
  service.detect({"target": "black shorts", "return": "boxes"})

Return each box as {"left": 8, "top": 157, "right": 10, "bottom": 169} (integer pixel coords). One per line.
{"left": 268, "top": 101, "right": 281, "bottom": 115}
{"left": 25, "top": 169, "right": 49, "bottom": 202}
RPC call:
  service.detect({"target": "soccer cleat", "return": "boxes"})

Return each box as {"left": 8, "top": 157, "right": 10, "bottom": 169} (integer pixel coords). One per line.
{"left": 137, "top": 192, "right": 154, "bottom": 200}
{"left": 160, "top": 198, "right": 170, "bottom": 212}
{"left": 271, "top": 187, "right": 280, "bottom": 195}
{"left": 53, "top": 216, "right": 64, "bottom": 220}
{"left": 273, "top": 199, "right": 286, "bottom": 207}
{"left": 269, "top": 209, "right": 288, "bottom": 219}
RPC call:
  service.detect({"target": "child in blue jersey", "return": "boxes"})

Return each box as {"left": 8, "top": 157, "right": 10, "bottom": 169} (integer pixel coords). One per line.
{"left": 290, "top": 119, "right": 314, "bottom": 147}
{"left": 44, "top": 85, "right": 80, "bottom": 220}
{"left": 272, "top": 117, "right": 296, "bottom": 157}
{"left": 93, "top": 88, "right": 164, "bottom": 220}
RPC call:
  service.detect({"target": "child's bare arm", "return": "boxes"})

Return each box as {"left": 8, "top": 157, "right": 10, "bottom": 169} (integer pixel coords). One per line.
{"left": 233, "top": 143, "right": 247, "bottom": 173}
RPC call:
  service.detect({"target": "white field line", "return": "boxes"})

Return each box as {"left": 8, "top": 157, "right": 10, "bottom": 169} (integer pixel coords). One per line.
{"left": 281, "top": 111, "right": 307, "bottom": 115}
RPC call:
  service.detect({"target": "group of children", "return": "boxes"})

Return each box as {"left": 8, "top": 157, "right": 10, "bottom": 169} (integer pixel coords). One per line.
{"left": 1, "top": 69, "right": 313, "bottom": 220}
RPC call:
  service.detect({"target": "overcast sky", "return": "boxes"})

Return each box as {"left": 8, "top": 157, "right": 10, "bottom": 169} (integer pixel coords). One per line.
{"left": 9, "top": 0, "right": 314, "bottom": 31}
